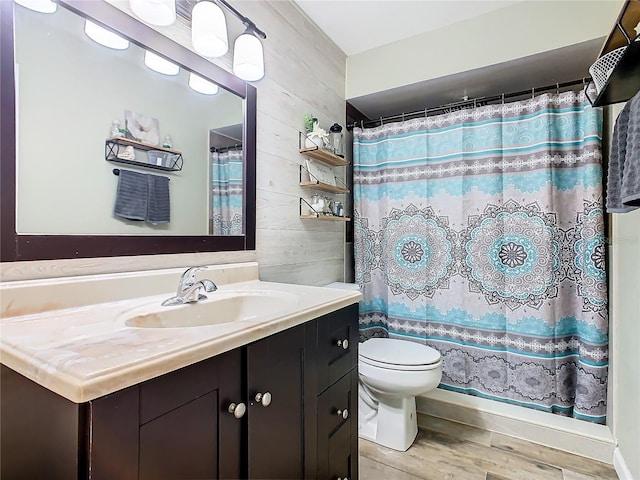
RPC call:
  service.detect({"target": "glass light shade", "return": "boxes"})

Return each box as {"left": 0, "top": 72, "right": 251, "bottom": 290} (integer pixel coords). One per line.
{"left": 191, "top": 1, "right": 228, "bottom": 57}
{"left": 188, "top": 73, "right": 219, "bottom": 95}
{"left": 233, "top": 33, "right": 264, "bottom": 81}
{"left": 84, "top": 20, "right": 130, "bottom": 50}
{"left": 129, "top": 0, "right": 176, "bottom": 26}
{"left": 144, "top": 51, "right": 180, "bottom": 75}
{"left": 14, "top": 0, "right": 57, "bottom": 13}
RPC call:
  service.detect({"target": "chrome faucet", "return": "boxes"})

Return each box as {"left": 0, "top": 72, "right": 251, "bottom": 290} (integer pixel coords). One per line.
{"left": 161, "top": 266, "right": 218, "bottom": 306}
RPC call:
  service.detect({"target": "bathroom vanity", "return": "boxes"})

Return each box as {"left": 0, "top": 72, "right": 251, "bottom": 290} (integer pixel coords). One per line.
{"left": 0, "top": 264, "right": 360, "bottom": 479}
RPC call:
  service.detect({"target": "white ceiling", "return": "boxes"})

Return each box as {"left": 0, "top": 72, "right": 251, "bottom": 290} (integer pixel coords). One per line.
{"left": 293, "top": 0, "right": 523, "bottom": 56}
{"left": 292, "top": 0, "right": 603, "bottom": 119}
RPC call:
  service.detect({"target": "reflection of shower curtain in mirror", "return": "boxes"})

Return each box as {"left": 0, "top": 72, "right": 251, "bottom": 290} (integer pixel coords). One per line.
{"left": 210, "top": 149, "right": 243, "bottom": 235}
{"left": 353, "top": 91, "right": 609, "bottom": 423}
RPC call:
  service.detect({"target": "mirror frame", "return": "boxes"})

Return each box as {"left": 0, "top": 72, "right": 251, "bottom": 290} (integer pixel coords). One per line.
{"left": 0, "top": 0, "right": 256, "bottom": 262}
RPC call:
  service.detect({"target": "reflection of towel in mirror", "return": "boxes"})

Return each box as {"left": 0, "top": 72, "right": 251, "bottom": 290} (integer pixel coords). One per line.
{"left": 114, "top": 170, "right": 170, "bottom": 224}
{"left": 147, "top": 174, "right": 170, "bottom": 224}
{"left": 114, "top": 170, "right": 147, "bottom": 221}
{"left": 607, "top": 90, "right": 640, "bottom": 213}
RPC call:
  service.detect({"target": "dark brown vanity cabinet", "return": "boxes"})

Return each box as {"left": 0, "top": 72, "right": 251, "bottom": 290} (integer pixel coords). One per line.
{"left": 0, "top": 304, "right": 359, "bottom": 480}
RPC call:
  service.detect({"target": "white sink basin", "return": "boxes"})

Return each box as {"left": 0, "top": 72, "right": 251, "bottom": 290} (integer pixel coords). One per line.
{"left": 125, "top": 291, "right": 297, "bottom": 328}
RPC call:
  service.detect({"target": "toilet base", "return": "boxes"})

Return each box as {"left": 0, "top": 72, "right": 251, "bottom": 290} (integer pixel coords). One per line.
{"left": 358, "top": 386, "right": 418, "bottom": 452}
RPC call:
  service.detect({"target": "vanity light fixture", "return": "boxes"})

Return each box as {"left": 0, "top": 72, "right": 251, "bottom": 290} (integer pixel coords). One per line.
{"left": 144, "top": 50, "right": 180, "bottom": 75}
{"left": 191, "top": 0, "right": 228, "bottom": 57}
{"left": 129, "top": 0, "right": 268, "bottom": 81}
{"left": 14, "top": 0, "right": 57, "bottom": 14}
{"left": 84, "top": 20, "right": 130, "bottom": 50}
{"left": 188, "top": 73, "right": 220, "bottom": 95}
{"left": 129, "top": 0, "right": 176, "bottom": 27}
{"left": 232, "top": 29, "right": 264, "bottom": 82}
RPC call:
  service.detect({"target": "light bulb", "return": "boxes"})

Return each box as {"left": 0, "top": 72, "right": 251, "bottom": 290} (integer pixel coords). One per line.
{"left": 144, "top": 51, "right": 180, "bottom": 75}
{"left": 14, "top": 0, "right": 57, "bottom": 13}
{"left": 188, "top": 73, "right": 219, "bottom": 95}
{"left": 233, "top": 32, "right": 264, "bottom": 81}
{"left": 129, "top": 0, "right": 176, "bottom": 27}
{"left": 84, "top": 20, "right": 130, "bottom": 50}
{"left": 191, "top": 1, "right": 228, "bottom": 57}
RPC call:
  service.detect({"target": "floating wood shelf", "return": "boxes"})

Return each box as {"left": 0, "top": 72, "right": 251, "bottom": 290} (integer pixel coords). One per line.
{"left": 300, "top": 214, "right": 351, "bottom": 221}
{"left": 299, "top": 180, "right": 350, "bottom": 194}
{"left": 299, "top": 146, "right": 349, "bottom": 166}
{"left": 106, "top": 137, "right": 182, "bottom": 155}
{"left": 105, "top": 137, "right": 183, "bottom": 172}
{"left": 589, "top": 0, "right": 640, "bottom": 107}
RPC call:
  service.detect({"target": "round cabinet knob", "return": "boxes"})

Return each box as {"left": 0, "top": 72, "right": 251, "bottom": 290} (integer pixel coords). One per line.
{"left": 336, "top": 408, "right": 349, "bottom": 419}
{"left": 336, "top": 338, "right": 349, "bottom": 350}
{"left": 255, "top": 391, "right": 272, "bottom": 407}
{"left": 228, "top": 402, "right": 246, "bottom": 419}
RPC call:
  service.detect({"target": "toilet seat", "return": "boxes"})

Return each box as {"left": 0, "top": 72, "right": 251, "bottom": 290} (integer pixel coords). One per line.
{"left": 359, "top": 338, "right": 441, "bottom": 371}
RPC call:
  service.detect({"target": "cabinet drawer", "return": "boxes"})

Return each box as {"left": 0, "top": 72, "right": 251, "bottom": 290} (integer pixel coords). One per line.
{"left": 317, "top": 303, "right": 359, "bottom": 393}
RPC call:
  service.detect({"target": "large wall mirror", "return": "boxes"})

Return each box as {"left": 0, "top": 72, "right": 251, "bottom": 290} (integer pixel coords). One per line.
{"left": 0, "top": 0, "right": 256, "bottom": 262}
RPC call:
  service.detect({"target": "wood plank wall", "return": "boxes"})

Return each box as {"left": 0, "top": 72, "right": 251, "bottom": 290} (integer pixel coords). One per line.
{"left": 247, "top": 1, "right": 347, "bottom": 285}
{"left": 1, "top": 1, "right": 348, "bottom": 285}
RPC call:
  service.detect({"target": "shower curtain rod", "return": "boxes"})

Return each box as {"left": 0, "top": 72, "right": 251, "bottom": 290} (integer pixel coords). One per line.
{"left": 210, "top": 144, "right": 243, "bottom": 153}
{"left": 348, "top": 77, "right": 591, "bottom": 130}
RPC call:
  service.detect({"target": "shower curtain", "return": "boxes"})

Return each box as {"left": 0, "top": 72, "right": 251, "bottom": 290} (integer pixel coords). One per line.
{"left": 353, "top": 91, "right": 608, "bottom": 423}
{"left": 210, "top": 148, "right": 243, "bottom": 235}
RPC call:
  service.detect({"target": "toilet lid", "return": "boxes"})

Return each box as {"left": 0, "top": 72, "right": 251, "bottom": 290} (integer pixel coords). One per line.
{"left": 359, "top": 338, "right": 441, "bottom": 366}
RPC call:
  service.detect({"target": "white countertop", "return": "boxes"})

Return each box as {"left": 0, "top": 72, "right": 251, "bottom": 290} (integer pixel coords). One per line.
{"left": 0, "top": 265, "right": 361, "bottom": 403}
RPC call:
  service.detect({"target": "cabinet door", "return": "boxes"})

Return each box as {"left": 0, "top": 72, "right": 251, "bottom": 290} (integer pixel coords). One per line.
{"left": 139, "top": 392, "right": 218, "bottom": 479}
{"left": 90, "top": 349, "right": 243, "bottom": 480}
{"left": 246, "top": 322, "right": 316, "bottom": 479}
{"left": 317, "top": 369, "right": 359, "bottom": 480}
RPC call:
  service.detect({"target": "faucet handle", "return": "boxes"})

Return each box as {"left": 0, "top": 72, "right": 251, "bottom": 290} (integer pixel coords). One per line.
{"left": 178, "top": 266, "right": 207, "bottom": 292}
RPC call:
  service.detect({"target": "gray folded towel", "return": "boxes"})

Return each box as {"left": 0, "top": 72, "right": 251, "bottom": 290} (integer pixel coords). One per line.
{"left": 606, "top": 90, "right": 640, "bottom": 213}
{"left": 114, "top": 170, "right": 170, "bottom": 224}
{"left": 147, "top": 174, "right": 170, "bottom": 224}
{"left": 623, "top": 91, "right": 640, "bottom": 207}
{"left": 114, "top": 170, "right": 147, "bottom": 221}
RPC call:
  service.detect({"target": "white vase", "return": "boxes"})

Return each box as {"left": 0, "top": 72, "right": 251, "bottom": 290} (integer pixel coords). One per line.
{"left": 305, "top": 134, "right": 324, "bottom": 149}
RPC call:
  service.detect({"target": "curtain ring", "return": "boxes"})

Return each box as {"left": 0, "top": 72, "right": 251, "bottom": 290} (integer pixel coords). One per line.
{"left": 531, "top": 87, "right": 535, "bottom": 99}
{"left": 474, "top": 99, "right": 477, "bottom": 108}
{"left": 501, "top": 93, "right": 505, "bottom": 105}
{"left": 402, "top": 112, "right": 405, "bottom": 122}
{"left": 424, "top": 108, "right": 428, "bottom": 118}
{"left": 379, "top": 117, "right": 384, "bottom": 126}
{"left": 360, "top": 120, "right": 363, "bottom": 129}
{"left": 556, "top": 83, "right": 560, "bottom": 95}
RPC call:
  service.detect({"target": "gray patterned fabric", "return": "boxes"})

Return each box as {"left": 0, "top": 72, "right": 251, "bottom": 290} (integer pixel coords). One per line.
{"left": 114, "top": 169, "right": 147, "bottom": 221}
{"left": 607, "top": 90, "right": 640, "bottom": 212}
{"left": 354, "top": 91, "right": 608, "bottom": 423}
{"left": 146, "top": 174, "right": 170, "bottom": 224}
{"left": 114, "top": 169, "right": 170, "bottom": 224}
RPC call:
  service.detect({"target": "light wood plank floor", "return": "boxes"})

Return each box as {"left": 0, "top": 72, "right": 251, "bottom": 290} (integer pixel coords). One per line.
{"left": 359, "top": 415, "right": 618, "bottom": 480}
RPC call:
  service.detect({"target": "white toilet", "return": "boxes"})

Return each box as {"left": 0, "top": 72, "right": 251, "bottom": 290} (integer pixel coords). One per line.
{"left": 358, "top": 338, "right": 442, "bottom": 451}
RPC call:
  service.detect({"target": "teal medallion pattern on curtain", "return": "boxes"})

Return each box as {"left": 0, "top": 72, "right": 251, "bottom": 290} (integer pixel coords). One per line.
{"left": 353, "top": 91, "right": 608, "bottom": 423}
{"left": 211, "top": 149, "right": 243, "bottom": 235}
